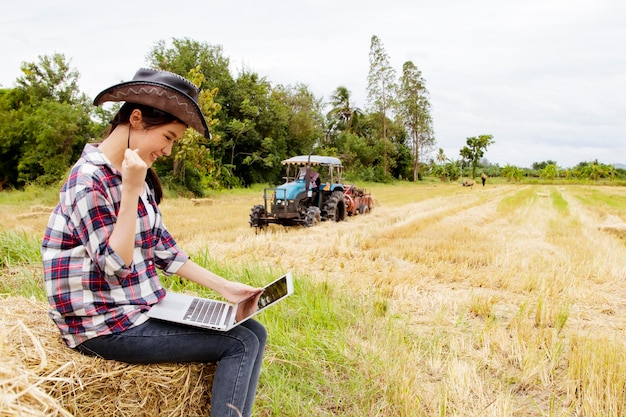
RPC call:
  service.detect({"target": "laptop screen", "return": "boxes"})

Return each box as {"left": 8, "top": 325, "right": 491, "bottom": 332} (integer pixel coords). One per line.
{"left": 258, "top": 274, "right": 289, "bottom": 309}
{"left": 236, "top": 274, "right": 291, "bottom": 322}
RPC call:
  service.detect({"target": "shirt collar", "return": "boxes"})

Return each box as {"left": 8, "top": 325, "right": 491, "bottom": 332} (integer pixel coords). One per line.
{"left": 81, "top": 143, "right": 121, "bottom": 176}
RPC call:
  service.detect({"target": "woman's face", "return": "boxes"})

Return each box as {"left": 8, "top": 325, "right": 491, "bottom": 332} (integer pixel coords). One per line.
{"left": 134, "top": 121, "right": 187, "bottom": 167}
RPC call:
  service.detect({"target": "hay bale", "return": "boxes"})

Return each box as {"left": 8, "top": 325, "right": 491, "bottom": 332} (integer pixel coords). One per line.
{"left": 17, "top": 212, "right": 48, "bottom": 220}
{"left": 16, "top": 205, "right": 57, "bottom": 219}
{"left": 190, "top": 198, "right": 213, "bottom": 206}
{"left": 0, "top": 296, "right": 216, "bottom": 416}
{"left": 599, "top": 225, "right": 626, "bottom": 239}
{"left": 30, "top": 205, "right": 56, "bottom": 213}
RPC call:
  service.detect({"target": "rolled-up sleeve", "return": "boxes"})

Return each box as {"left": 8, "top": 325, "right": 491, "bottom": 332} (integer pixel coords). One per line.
{"left": 153, "top": 222, "right": 189, "bottom": 275}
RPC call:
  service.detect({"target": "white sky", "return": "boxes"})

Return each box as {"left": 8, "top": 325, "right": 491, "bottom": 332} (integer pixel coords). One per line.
{"left": 2, "top": 0, "right": 625, "bottom": 168}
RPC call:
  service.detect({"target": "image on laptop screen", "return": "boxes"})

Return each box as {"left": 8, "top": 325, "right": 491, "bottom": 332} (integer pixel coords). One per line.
{"left": 258, "top": 274, "right": 289, "bottom": 309}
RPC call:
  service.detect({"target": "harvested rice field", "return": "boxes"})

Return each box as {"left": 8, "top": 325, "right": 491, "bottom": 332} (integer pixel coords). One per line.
{"left": 1, "top": 181, "right": 625, "bottom": 416}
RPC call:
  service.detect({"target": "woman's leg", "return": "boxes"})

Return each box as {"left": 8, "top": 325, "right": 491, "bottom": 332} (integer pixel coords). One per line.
{"left": 209, "top": 320, "right": 267, "bottom": 417}
{"left": 76, "top": 319, "right": 267, "bottom": 417}
{"left": 238, "top": 320, "right": 266, "bottom": 416}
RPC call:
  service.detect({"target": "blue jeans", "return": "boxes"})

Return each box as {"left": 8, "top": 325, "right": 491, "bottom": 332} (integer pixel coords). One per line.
{"left": 76, "top": 318, "right": 267, "bottom": 417}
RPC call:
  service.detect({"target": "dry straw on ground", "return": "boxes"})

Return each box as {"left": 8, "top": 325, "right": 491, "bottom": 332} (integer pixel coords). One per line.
{"left": 0, "top": 297, "right": 216, "bottom": 416}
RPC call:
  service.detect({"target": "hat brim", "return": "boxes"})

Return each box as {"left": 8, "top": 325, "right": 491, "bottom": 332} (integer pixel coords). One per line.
{"left": 93, "top": 81, "right": 210, "bottom": 139}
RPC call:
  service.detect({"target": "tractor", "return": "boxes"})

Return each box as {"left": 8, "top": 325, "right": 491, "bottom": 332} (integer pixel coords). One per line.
{"left": 249, "top": 155, "right": 373, "bottom": 229}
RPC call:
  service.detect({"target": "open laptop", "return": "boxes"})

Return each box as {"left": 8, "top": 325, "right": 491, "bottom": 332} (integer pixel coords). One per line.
{"left": 147, "top": 272, "right": 293, "bottom": 331}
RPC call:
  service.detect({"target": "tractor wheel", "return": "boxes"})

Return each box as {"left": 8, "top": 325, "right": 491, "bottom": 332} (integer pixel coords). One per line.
{"left": 304, "top": 206, "right": 321, "bottom": 227}
{"left": 249, "top": 204, "right": 268, "bottom": 229}
{"left": 358, "top": 203, "right": 370, "bottom": 215}
{"left": 324, "top": 190, "right": 346, "bottom": 222}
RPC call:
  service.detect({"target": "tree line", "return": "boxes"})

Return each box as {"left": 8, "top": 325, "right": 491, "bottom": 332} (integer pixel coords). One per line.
{"left": 0, "top": 36, "right": 441, "bottom": 194}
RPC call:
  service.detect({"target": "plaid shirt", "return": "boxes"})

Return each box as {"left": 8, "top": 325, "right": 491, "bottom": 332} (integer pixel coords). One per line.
{"left": 41, "top": 144, "right": 189, "bottom": 348}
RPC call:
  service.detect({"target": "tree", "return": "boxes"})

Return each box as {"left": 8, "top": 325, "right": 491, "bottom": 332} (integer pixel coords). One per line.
{"left": 159, "top": 66, "right": 222, "bottom": 194}
{"left": 148, "top": 37, "right": 326, "bottom": 188}
{"left": 149, "top": 39, "right": 235, "bottom": 190}
{"left": 501, "top": 164, "right": 524, "bottom": 182}
{"left": 366, "top": 35, "right": 396, "bottom": 177}
{"left": 459, "top": 134, "right": 495, "bottom": 178}
{"left": 0, "top": 53, "right": 97, "bottom": 188}
{"left": 327, "top": 86, "right": 362, "bottom": 134}
{"left": 575, "top": 160, "right": 610, "bottom": 181}
{"left": 532, "top": 160, "right": 557, "bottom": 170}
{"left": 436, "top": 148, "right": 446, "bottom": 165}
{"left": 148, "top": 38, "right": 233, "bottom": 97}
{"left": 16, "top": 53, "right": 87, "bottom": 105}
{"left": 396, "top": 61, "right": 435, "bottom": 181}
{"left": 539, "top": 163, "right": 559, "bottom": 180}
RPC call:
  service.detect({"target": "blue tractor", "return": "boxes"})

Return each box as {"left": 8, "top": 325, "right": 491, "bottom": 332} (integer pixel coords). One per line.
{"left": 249, "top": 155, "right": 348, "bottom": 228}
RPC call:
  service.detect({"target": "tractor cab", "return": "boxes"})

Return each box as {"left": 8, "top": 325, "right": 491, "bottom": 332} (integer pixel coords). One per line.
{"left": 280, "top": 155, "right": 344, "bottom": 205}
{"left": 250, "top": 155, "right": 347, "bottom": 228}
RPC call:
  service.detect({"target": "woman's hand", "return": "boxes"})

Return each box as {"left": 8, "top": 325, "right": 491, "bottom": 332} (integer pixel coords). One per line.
{"left": 221, "top": 280, "right": 264, "bottom": 305}
{"left": 234, "top": 290, "right": 264, "bottom": 322}
{"left": 121, "top": 148, "right": 147, "bottom": 193}
{"left": 175, "top": 261, "right": 264, "bottom": 315}
{"left": 223, "top": 281, "right": 264, "bottom": 322}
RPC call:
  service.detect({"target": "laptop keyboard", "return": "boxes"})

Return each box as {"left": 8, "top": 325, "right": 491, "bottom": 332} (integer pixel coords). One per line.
{"left": 184, "top": 299, "right": 225, "bottom": 325}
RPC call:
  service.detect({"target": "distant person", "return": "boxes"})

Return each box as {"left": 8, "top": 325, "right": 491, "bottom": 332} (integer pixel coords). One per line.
{"left": 41, "top": 68, "right": 266, "bottom": 417}
{"left": 481, "top": 172, "right": 488, "bottom": 187}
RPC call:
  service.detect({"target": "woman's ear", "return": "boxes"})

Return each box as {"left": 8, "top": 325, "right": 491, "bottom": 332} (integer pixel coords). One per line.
{"left": 129, "top": 108, "right": 143, "bottom": 128}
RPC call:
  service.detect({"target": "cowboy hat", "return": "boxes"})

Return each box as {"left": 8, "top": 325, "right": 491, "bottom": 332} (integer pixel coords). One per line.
{"left": 93, "top": 68, "right": 210, "bottom": 138}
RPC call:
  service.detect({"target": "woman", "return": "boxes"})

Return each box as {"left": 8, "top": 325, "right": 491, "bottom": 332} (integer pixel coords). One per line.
{"left": 41, "top": 68, "right": 266, "bottom": 417}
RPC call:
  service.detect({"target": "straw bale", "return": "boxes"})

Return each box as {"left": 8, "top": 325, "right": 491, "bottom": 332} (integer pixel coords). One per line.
{"left": 190, "top": 198, "right": 213, "bottom": 206}
{"left": 29, "top": 205, "right": 56, "bottom": 213}
{"left": 0, "top": 296, "right": 216, "bottom": 416}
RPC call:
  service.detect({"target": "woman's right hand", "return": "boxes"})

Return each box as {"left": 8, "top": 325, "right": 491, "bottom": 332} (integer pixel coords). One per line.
{"left": 122, "top": 148, "right": 148, "bottom": 193}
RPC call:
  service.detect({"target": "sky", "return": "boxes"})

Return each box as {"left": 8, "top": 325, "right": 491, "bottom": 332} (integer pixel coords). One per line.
{"left": 2, "top": 0, "right": 625, "bottom": 168}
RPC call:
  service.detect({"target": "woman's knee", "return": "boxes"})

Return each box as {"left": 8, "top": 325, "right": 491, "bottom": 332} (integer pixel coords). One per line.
{"left": 242, "top": 320, "right": 267, "bottom": 346}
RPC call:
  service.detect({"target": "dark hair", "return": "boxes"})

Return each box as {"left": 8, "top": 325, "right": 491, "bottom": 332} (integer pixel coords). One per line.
{"left": 110, "top": 102, "right": 183, "bottom": 131}
{"left": 108, "top": 103, "right": 183, "bottom": 204}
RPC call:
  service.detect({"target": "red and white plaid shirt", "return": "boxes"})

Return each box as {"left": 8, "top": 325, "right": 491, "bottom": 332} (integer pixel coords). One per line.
{"left": 41, "top": 144, "right": 189, "bottom": 348}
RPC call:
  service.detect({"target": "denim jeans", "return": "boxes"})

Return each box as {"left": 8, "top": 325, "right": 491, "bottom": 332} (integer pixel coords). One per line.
{"left": 76, "top": 318, "right": 267, "bottom": 417}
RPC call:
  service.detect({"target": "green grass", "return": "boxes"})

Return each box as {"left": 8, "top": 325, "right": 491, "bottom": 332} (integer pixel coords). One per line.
{"left": 571, "top": 188, "right": 626, "bottom": 222}
{"left": 0, "top": 183, "right": 60, "bottom": 206}
{"left": 0, "top": 229, "right": 42, "bottom": 268}
{"left": 0, "top": 229, "right": 45, "bottom": 299}
{"left": 550, "top": 189, "right": 569, "bottom": 215}
{"left": 496, "top": 186, "right": 535, "bottom": 214}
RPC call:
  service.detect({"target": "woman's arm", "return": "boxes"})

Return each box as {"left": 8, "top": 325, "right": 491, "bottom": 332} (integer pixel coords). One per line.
{"left": 108, "top": 149, "right": 147, "bottom": 265}
{"left": 175, "top": 260, "right": 263, "bottom": 304}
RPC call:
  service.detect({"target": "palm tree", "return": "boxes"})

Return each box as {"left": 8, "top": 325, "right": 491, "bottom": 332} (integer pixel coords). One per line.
{"left": 327, "top": 86, "right": 362, "bottom": 134}
{"left": 436, "top": 148, "right": 446, "bottom": 165}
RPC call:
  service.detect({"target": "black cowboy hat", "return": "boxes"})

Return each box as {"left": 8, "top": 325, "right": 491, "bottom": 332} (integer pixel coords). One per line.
{"left": 93, "top": 68, "right": 210, "bottom": 139}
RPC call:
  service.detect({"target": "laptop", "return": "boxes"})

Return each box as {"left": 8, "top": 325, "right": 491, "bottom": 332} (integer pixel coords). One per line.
{"left": 147, "top": 272, "right": 293, "bottom": 331}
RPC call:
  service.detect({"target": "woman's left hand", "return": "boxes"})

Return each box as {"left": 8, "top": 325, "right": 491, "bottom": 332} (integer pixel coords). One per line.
{"left": 222, "top": 281, "right": 264, "bottom": 322}
{"left": 175, "top": 261, "right": 264, "bottom": 306}
{"left": 221, "top": 281, "right": 264, "bottom": 305}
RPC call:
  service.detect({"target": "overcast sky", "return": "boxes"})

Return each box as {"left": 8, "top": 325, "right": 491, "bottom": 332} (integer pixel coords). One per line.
{"left": 2, "top": 0, "right": 625, "bottom": 168}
